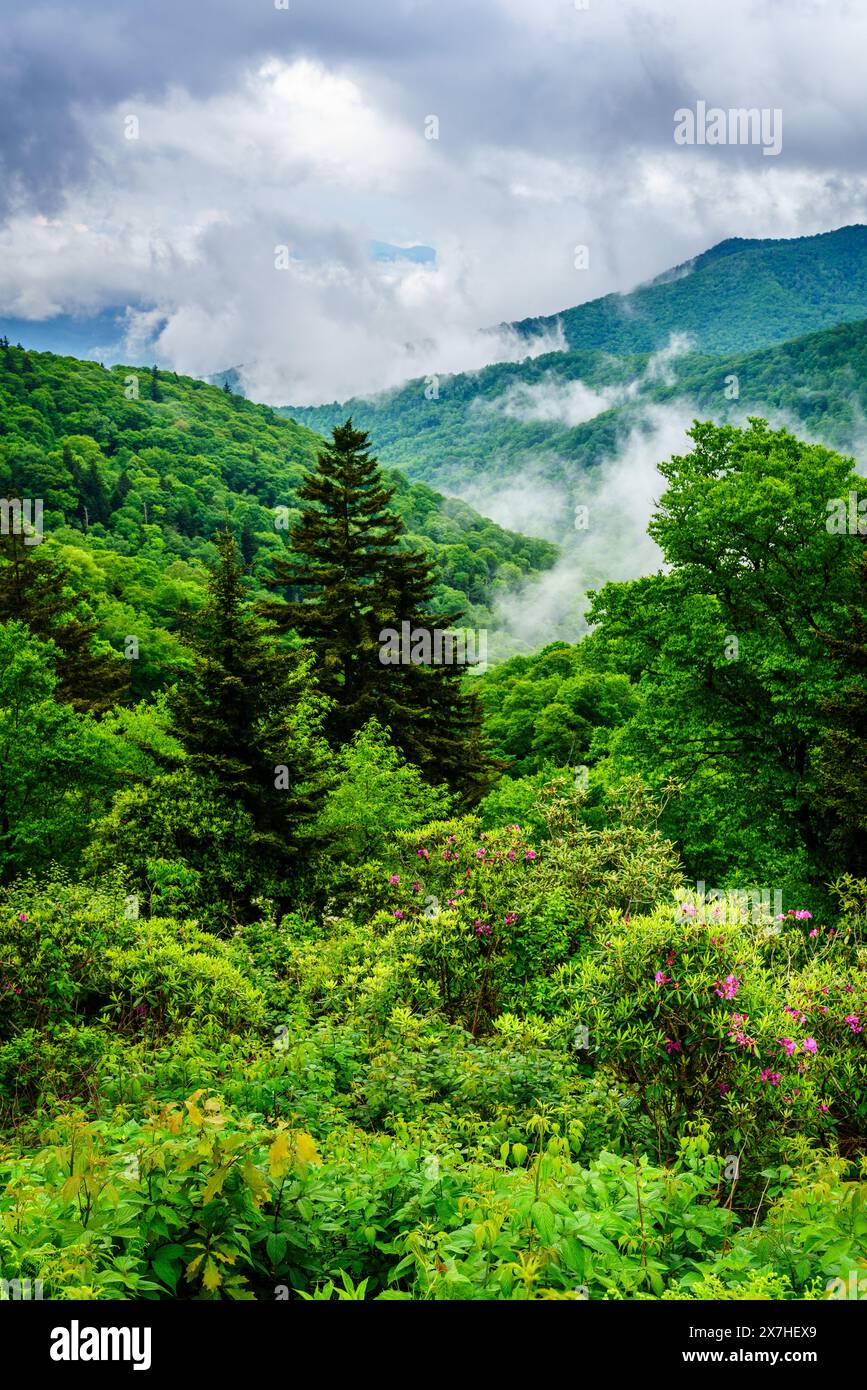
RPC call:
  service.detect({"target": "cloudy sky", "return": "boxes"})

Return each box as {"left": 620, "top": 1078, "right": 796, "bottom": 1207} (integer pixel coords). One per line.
{"left": 2, "top": 0, "right": 867, "bottom": 403}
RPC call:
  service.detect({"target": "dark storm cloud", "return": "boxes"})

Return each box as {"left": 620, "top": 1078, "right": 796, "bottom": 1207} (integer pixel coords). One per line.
{"left": 4, "top": 0, "right": 867, "bottom": 401}
{"left": 6, "top": 0, "right": 867, "bottom": 221}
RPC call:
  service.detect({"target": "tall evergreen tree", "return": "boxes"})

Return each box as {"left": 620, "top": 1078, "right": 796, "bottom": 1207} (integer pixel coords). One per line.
{"left": 239, "top": 515, "right": 257, "bottom": 565}
{"left": 0, "top": 532, "right": 128, "bottom": 713}
{"left": 266, "top": 419, "right": 496, "bottom": 801}
{"left": 170, "top": 529, "right": 331, "bottom": 882}
{"left": 84, "top": 459, "right": 110, "bottom": 525}
{"left": 110, "top": 468, "right": 132, "bottom": 513}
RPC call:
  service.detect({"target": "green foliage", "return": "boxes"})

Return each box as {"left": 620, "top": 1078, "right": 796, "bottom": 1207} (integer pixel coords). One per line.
{"left": 0, "top": 622, "right": 122, "bottom": 883}
{"left": 315, "top": 720, "right": 453, "bottom": 862}
{"left": 2, "top": 1089, "right": 863, "bottom": 1301}
{"left": 0, "top": 878, "right": 264, "bottom": 1124}
{"left": 816, "top": 538, "right": 867, "bottom": 875}
{"left": 586, "top": 418, "right": 865, "bottom": 889}
{"left": 478, "top": 641, "right": 637, "bottom": 776}
{"left": 0, "top": 531, "right": 128, "bottom": 712}
{"left": 286, "top": 792, "right": 682, "bottom": 1036}
{"left": 3, "top": 320, "right": 867, "bottom": 1302}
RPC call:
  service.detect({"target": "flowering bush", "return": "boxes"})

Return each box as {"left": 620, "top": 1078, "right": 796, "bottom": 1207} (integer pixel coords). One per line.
{"left": 562, "top": 903, "right": 867, "bottom": 1173}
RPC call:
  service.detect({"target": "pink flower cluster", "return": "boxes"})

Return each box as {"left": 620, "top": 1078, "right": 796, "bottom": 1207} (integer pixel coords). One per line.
{"left": 778, "top": 1036, "right": 817, "bottom": 1056}
{"left": 727, "top": 1014, "right": 756, "bottom": 1049}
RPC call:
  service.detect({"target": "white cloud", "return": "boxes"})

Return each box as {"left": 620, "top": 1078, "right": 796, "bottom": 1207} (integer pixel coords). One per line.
{"left": 4, "top": 5, "right": 867, "bottom": 400}
{"left": 487, "top": 403, "right": 699, "bottom": 656}
{"left": 491, "top": 376, "right": 614, "bottom": 428}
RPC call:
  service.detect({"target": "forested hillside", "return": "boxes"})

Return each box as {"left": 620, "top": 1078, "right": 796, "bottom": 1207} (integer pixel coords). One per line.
{"left": 0, "top": 344, "right": 557, "bottom": 695}
{"left": 513, "top": 224, "right": 867, "bottom": 355}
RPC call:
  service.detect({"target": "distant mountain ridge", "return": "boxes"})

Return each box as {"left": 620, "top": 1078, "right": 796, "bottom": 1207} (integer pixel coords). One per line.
{"left": 511, "top": 224, "right": 867, "bottom": 357}
{"left": 280, "top": 226, "right": 867, "bottom": 519}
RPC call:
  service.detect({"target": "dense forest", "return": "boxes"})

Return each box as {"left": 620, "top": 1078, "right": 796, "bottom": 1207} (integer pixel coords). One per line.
{"left": 1, "top": 327, "right": 865, "bottom": 1300}
{"left": 0, "top": 345, "right": 556, "bottom": 698}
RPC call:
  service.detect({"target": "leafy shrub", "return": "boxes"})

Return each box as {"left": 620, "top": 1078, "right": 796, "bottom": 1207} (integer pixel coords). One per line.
{"left": 0, "top": 879, "right": 264, "bottom": 1124}
{"left": 563, "top": 901, "right": 867, "bottom": 1174}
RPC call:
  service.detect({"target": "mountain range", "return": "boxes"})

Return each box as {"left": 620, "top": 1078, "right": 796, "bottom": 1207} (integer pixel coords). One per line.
{"left": 282, "top": 225, "right": 867, "bottom": 542}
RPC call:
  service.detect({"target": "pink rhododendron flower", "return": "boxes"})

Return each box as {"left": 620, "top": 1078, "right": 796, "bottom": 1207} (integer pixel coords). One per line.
{"left": 760, "top": 1069, "right": 781, "bottom": 1086}
{"left": 845, "top": 1014, "right": 863, "bottom": 1034}
{"left": 394, "top": 910, "right": 404, "bottom": 920}
{"left": 654, "top": 971, "right": 671, "bottom": 987}
{"left": 389, "top": 874, "right": 400, "bottom": 885}
{"left": 802, "top": 1037, "right": 817, "bottom": 1054}
{"left": 524, "top": 850, "right": 537, "bottom": 861}
{"left": 664, "top": 1037, "right": 681, "bottom": 1054}
{"left": 714, "top": 974, "right": 741, "bottom": 1001}
{"left": 779, "top": 1037, "right": 797, "bottom": 1056}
